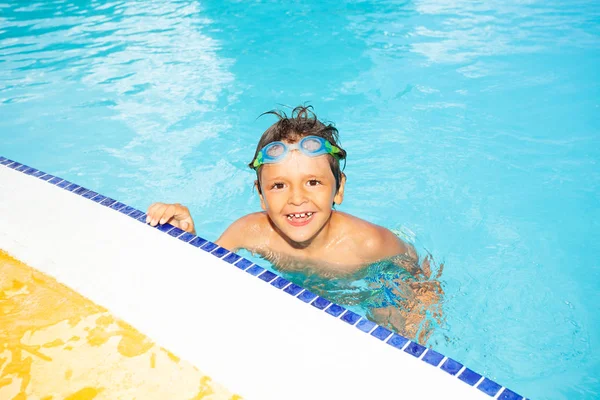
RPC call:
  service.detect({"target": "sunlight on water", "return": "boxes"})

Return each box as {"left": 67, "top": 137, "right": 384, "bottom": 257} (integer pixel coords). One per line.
{"left": 0, "top": 250, "right": 241, "bottom": 400}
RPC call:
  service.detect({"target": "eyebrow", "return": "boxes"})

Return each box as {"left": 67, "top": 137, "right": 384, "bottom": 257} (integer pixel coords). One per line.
{"left": 265, "top": 174, "right": 328, "bottom": 182}
{"left": 264, "top": 176, "right": 288, "bottom": 182}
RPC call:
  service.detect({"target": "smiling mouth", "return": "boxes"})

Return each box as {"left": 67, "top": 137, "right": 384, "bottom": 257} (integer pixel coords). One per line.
{"left": 286, "top": 212, "right": 314, "bottom": 225}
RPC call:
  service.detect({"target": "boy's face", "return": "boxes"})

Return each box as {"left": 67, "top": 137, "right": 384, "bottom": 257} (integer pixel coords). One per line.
{"left": 258, "top": 147, "right": 345, "bottom": 246}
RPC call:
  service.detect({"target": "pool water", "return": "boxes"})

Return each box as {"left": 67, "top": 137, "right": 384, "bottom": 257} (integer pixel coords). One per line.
{"left": 1, "top": 1, "right": 599, "bottom": 399}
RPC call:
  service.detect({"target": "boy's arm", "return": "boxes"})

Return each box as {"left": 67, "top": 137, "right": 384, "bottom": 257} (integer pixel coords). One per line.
{"left": 215, "top": 212, "right": 264, "bottom": 252}
{"left": 147, "top": 203, "right": 263, "bottom": 253}
{"left": 146, "top": 203, "right": 196, "bottom": 234}
{"left": 364, "top": 226, "right": 430, "bottom": 278}
{"left": 364, "top": 225, "right": 413, "bottom": 261}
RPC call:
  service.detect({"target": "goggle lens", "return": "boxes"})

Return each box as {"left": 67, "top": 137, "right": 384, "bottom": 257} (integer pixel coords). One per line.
{"left": 265, "top": 143, "right": 285, "bottom": 158}
{"left": 301, "top": 137, "right": 323, "bottom": 152}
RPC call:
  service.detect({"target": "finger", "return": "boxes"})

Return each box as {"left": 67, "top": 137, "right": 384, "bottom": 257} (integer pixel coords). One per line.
{"left": 146, "top": 203, "right": 157, "bottom": 223}
{"left": 149, "top": 204, "right": 169, "bottom": 226}
{"left": 159, "top": 204, "right": 177, "bottom": 225}
{"left": 185, "top": 217, "right": 195, "bottom": 233}
{"left": 146, "top": 202, "right": 164, "bottom": 223}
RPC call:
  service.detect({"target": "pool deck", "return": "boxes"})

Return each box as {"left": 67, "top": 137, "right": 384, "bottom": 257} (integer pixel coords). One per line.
{"left": 0, "top": 160, "right": 510, "bottom": 399}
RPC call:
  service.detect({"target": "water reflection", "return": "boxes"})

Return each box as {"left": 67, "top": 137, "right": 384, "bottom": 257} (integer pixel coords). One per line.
{"left": 337, "top": 1, "right": 598, "bottom": 398}
{"left": 79, "top": 1, "right": 236, "bottom": 180}
{"left": 0, "top": 0, "right": 238, "bottom": 206}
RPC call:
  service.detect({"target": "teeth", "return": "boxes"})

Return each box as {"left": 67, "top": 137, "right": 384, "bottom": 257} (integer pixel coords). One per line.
{"left": 287, "top": 212, "right": 314, "bottom": 220}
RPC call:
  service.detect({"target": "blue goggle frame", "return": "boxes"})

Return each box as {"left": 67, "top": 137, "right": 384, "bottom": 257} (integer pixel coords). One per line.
{"left": 252, "top": 135, "right": 343, "bottom": 169}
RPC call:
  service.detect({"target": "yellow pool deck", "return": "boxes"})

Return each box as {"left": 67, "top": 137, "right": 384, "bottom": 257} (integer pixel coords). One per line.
{"left": 0, "top": 250, "right": 240, "bottom": 400}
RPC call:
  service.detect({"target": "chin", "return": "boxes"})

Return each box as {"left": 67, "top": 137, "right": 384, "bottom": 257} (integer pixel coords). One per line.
{"left": 281, "top": 227, "right": 318, "bottom": 245}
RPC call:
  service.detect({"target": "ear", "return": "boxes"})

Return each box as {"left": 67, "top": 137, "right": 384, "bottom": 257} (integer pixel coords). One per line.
{"left": 333, "top": 173, "right": 346, "bottom": 205}
{"left": 255, "top": 180, "right": 267, "bottom": 211}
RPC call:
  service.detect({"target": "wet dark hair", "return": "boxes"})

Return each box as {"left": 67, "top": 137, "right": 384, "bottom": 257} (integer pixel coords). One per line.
{"left": 249, "top": 105, "right": 347, "bottom": 194}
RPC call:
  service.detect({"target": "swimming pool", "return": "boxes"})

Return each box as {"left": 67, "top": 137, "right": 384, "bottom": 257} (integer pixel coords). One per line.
{"left": 1, "top": 1, "right": 598, "bottom": 399}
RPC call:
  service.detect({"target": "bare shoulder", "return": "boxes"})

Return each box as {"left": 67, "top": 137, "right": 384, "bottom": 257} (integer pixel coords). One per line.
{"left": 215, "top": 212, "right": 270, "bottom": 251}
{"left": 335, "top": 211, "right": 411, "bottom": 262}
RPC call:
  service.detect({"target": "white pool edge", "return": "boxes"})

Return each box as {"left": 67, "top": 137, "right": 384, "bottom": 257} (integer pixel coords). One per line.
{"left": 0, "top": 157, "right": 525, "bottom": 400}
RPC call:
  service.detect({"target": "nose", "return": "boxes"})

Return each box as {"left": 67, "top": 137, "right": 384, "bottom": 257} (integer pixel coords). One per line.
{"left": 288, "top": 185, "right": 308, "bottom": 206}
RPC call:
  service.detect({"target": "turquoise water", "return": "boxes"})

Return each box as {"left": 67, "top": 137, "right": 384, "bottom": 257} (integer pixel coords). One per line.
{"left": 1, "top": 1, "right": 599, "bottom": 398}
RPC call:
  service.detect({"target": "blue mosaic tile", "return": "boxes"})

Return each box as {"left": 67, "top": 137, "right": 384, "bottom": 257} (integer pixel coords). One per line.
{"left": 100, "top": 197, "right": 117, "bottom": 207}
{"left": 136, "top": 213, "right": 147, "bottom": 222}
{"left": 270, "top": 276, "right": 290, "bottom": 289}
{"left": 128, "top": 209, "right": 144, "bottom": 220}
{"left": 325, "top": 304, "right": 346, "bottom": 317}
{"left": 223, "top": 252, "right": 241, "bottom": 264}
{"left": 178, "top": 232, "right": 195, "bottom": 243}
{"left": 283, "top": 283, "right": 303, "bottom": 296}
{"left": 458, "top": 368, "right": 482, "bottom": 386}
{"left": 24, "top": 167, "right": 38, "bottom": 175}
{"left": 386, "top": 334, "right": 409, "bottom": 350}
{"left": 298, "top": 290, "right": 317, "bottom": 303}
{"left": 65, "top": 183, "right": 80, "bottom": 192}
{"left": 48, "top": 176, "right": 63, "bottom": 185}
{"left": 82, "top": 190, "right": 98, "bottom": 199}
{"left": 201, "top": 241, "right": 218, "bottom": 252}
{"left": 422, "top": 349, "right": 444, "bottom": 366}
{"left": 404, "top": 341, "right": 426, "bottom": 358}
{"left": 211, "top": 246, "right": 229, "bottom": 258}
{"left": 189, "top": 236, "right": 207, "bottom": 248}
{"left": 73, "top": 186, "right": 88, "bottom": 195}
{"left": 498, "top": 388, "right": 522, "bottom": 400}
{"left": 235, "top": 258, "right": 253, "bottom": 270}
{"left": 16, "top": 164, "right": 29, "bottom": 172}
{"left": 167, "top": 227, "right": 185, "bottom": 238}
{"left": 258, "top": 270, "right": 277, "bottom": 282}
{"left": 246, "top": 264, "right": 265, "bottom": 276}
{"left": 57, "top": 179, "right": 72, "bottom": 188}
{"left": 0, "top": 156, "right": 7, "bottom": 163}
{"left": 8, "top": 162, "right": 22, "bottom": 169}
{"left": 119, "top": 205, "right": 136, "bottom": 215}
{"left": 156, "top": 223, "right": 174, "bottom": 233}
{"left": 39, "top": 174, "right": 53, "bottom": 181}
{"left": 110, "top": 202, "right": 126, "bottom": 211}
{"left": 477, "top": 378, "right": 502, "bottom": 397}
{"left": 441, "top": 358, "right": 463, "bottom": 376}
{"left": 311, "top": 297, "right": 331, "bottom": 310}
{"left": 356, "top": 318, "right": 376, "bottom": 333}
{"left": 1, "top": 159, "right": 14, "bottom": 166}
{"left": 371, "top": 326, "right": 392, "bottom": 341}
{"left": 32, "top": 170, "right": 46, "bottom": 177}
{"left": 341, "top": 310, "right": 361, "bottom": 325}
{"left": 91, "top": 194, "right": 107, "bottom": 203}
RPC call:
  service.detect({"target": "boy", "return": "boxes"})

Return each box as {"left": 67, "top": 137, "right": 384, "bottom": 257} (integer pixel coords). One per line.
{"left": 147, "top": 106, "right": 440, "bottom": 340}
{"left": 147, "top": 106, "right": 421, "bottom": 276}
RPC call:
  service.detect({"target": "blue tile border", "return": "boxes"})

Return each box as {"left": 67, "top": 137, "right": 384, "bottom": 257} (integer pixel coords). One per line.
{"left": 0, "top": 157, "right": 525, "bottom": 399}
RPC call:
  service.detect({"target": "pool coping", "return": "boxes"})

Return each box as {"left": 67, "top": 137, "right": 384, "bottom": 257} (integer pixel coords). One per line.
{"left": 0, "top": 155, "right": 526, "bottom": 400}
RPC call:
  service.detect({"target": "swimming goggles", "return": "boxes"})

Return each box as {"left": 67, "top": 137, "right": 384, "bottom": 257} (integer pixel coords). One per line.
{"left": 252, "top": 136, "right": 343, "bottom": 169}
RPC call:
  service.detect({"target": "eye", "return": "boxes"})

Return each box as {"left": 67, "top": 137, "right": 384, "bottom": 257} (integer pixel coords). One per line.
{"left": 270, "top": 182, "right": 285, "bottom": 190}
{"left": 307, "top": 179, "right": 321, "bottom": 186}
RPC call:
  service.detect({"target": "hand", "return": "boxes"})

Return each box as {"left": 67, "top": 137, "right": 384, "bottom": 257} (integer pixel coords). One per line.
{"left": 146, "top": 202, "right": 195, "bottom": 234}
